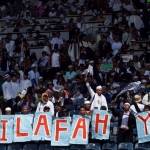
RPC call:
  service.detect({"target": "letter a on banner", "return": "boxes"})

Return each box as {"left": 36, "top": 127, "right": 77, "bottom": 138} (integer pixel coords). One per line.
{"left": 92, "top": 110, "right": 112, "bottom": 140}
{"left": 70, "top": 115, "right": 90, "bottom": 145}
{"left": 0, "top": 115, "right": 14, "bottom": 143}
{"left": 32, "top": 112, "right": 52, "bottom": 141}
{"left": 136, "top": 112, "right": 150, "bottom": 143}
{"left": 14, "top": 114, "right": 33, "bottom": 142}
{"left": 51, "top": 117, "right": 71, "bottom": 146}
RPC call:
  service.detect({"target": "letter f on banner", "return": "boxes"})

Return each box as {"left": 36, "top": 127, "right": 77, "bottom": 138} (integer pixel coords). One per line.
{"left": 51, "top": 117, "right": 71, "bottom": 146}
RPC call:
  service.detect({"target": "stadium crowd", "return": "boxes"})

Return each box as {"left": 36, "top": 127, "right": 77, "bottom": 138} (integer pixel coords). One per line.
{"left": 0, "top": 0, "right": 150, "bottom": 147}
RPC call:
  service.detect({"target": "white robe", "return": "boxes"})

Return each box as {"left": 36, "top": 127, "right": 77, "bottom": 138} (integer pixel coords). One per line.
{"left": 68, "top": 43, "right": 80, "bottom": 62}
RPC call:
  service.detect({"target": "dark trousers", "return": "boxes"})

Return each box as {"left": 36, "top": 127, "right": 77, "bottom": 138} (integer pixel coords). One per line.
{"left": 118, "top": 128, "right": 133, "bottom": 143}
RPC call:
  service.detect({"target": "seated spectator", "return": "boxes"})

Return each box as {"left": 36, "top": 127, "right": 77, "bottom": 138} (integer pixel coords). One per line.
{"left": 128, "top": 12, "right": 144, "bottom": 30}
{"left": 64, "top": 65, "right": 77, "bottom": 82}
{"left": 38, "top": 51, "right": 49, "bottom": 69}
{"left": 111, "top": 36, "right": 122, "bottom": 56}
{"left": 28, "top": 64, "right": 40, "bottom": 87}
{"left": 51, "top": 46, "right": 61, "bottom": 74}
{"left": 20, "top": 73, "right": 32, "bottom": 92}
{"left": 50, "top": 32, "right": 63, "bottom": 50}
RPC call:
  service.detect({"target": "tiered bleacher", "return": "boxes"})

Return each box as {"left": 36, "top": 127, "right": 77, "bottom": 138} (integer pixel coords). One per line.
{"left": 0, "top": 0, "right": 150, "bottom": 149}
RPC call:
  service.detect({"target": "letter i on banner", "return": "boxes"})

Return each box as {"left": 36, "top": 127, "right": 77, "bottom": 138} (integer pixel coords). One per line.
{"left": 14, "top": 114, "right": 34, "bottom": 142}
{"left": 70, "top": 115, "right": 90, "bottom": 145}
{"left": 51, "top": 117, "right": 71, "bottom": 146}
{"left": 136, "top": 111, "right": 150, "bottom": 143}
{"left": 92, "top": 110, "right": 112, "bottom": 140}
{"left": 0, "top": 115, "right": 14, "bottom": 143}
{"left": 32, "top": 112, "right": 52, "bottom": 141}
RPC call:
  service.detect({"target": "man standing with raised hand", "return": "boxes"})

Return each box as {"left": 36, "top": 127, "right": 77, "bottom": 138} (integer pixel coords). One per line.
{"left": 86, "top": 79, "right": 108, "bottom": 111}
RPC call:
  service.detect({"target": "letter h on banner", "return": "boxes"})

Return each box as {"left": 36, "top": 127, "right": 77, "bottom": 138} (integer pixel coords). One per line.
{"left": 92, "top": 110, "right": 112, "bottom": 140}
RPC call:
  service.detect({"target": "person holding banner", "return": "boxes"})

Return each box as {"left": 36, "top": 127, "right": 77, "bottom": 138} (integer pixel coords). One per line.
{"left": 36, "top": 92, "right": 54, "bottom": 116}
{"left": 112, "top": 102, "right": 136, "bottom": 143}
{"left": 86, "top": 81, "right": 108, "bottom": 111}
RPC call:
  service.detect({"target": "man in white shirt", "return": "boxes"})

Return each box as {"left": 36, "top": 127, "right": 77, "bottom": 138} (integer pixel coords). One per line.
{"left": 86, "top": 82, "right": 108, "bottom": 111}
{"left": 51, "top": 49, "right": 60, "bottom": 69}
{"left": 128, "top": 13, "right": 144, "bottom": 30}
{"left": 36, "top": 93, "right": 54, "bottom": 116}
{"left": 2, "top": 74, "right": 12, "bottom": 101}
{"left": 5, "top": 38, "right": 15, "bottom": 57}
{"left": 38, "top": 51, "right": 49, "bottom": 68}
{"left": 10, "top": 74, "right": 20, "bottom": 99}
{"left": 111, "top": 37, "right": 122, "bottom": 56}
{"left": 109, "top": 0, "right": 122, "bottom": 12}
{"left": 50, "top": 32, "right": 63, "bottom": 50}
{"left": 28, "top": 65, "right": 40, "bottom": 87}
{"left": 20, "top": 73, "right": 32, "bottom": 91}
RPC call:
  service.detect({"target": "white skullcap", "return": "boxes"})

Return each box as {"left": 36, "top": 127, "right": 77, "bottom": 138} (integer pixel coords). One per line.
{"left": 5, "top": 107, "right": 11, "bottom": 112}
{"left": 124, "top": 103, "right": 130, "bottom": 107}
{"left": 84, "top": 100, "right": 91, "bottom": 105}
{"left": 96, "top": 85, "right": 102, "bottom": 90}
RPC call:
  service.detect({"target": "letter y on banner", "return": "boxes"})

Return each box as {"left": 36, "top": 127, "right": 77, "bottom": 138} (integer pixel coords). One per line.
{"left": 136, "top": 111, "right": 150, "bottom": 143}
{"left": 0, "top": 115, "right": 14, "bottom": 143}
{"left": 70, "top": 115, "right": 90, "bottom": 145}
{"left": 92, "top": 110, "right": 112, "bottom": 140}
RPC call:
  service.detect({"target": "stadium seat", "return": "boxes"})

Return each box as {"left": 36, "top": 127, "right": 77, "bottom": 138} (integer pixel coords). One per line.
{"left": 23, "top": 143, "right": 38, "bottom": 150}
{"left": 109, "top": 135, "right": 117, "bottom": 143}
{"left": 102, "top": 143, "right": 117, "bottom": 150}
{"left": 39, "top": 143, "right": 53, "bottom": 150}
{"left": 118, "top": 143, "right": 133, "bottom": 150}
{"left": 135, "top": 142, "right": 150, "bottom": 149}
{"left": 53, "top": 146, "right": 69, "bottom": 150}
{"left": 135, "top": 148, "right": 149, "bottom": 150}
{"left": 86, "top": 143, "right": 101, "bottom": 150}
{"left": 70, "top": 144, "right": 86, "bottom": 150}
{"left": 7, "top": 143, "right": 23, "bottom": 150}
{"left": 0, "top": 144, "right": 7, "bottom": 150}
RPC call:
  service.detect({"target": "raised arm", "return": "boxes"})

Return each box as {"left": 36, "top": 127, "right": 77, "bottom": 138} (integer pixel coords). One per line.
{"left": 86, "top": 82, "right": 95, "bottom": 98}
